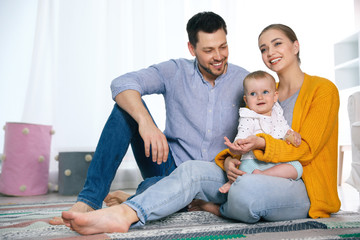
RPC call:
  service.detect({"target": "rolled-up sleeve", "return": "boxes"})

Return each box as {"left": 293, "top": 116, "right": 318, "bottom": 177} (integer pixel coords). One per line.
{"left": 110, "top": 60, "right": 180, "bottom": 100}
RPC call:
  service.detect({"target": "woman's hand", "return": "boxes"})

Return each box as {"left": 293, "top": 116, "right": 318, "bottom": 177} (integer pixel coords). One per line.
{"left": 224, "top": 137, "right": 245, "bottom": 155}
{"left": 224, "top": 156, "right": 246, "bottom": 182}
{"left": 225, "top": 135, "right": 265, "bottom": 155}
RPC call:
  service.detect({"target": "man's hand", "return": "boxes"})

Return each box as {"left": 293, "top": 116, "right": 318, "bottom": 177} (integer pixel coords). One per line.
{"left": 224, "top": 156, "right": 245, "bottom": 182}
{"left": 115, "top": 90, "right": 169, "bottom": 165}
{"left": 139, "top": 120, "right": 169, "bottom": 164}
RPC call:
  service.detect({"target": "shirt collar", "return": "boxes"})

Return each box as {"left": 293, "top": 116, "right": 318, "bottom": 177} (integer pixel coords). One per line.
{"left": 194, "top": 58, "right": 228, "bottom": 86}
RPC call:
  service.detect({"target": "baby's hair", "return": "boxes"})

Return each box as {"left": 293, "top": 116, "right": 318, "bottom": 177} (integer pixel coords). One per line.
{"left": 243, "top": 70, "right": 276, "bottom": 94}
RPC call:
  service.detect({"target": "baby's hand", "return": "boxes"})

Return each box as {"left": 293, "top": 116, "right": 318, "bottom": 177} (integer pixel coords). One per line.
{"left": 233, "top": 139, "right": 243, "bottom": 148}
{"left": 224, "top": 137, "right": 243, "bottom": 155}
{"left": 284, "top": 130, "right": 301, "bottom": 147}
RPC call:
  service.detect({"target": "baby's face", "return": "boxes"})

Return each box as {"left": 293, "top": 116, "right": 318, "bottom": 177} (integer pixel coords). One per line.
{"left": 244, "top": 77, "right": 278, "bottom": 116}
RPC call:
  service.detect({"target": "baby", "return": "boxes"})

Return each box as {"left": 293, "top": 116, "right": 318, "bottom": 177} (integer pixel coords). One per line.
{"left": 219, "top": 70, "right": 302, "bottom": 193}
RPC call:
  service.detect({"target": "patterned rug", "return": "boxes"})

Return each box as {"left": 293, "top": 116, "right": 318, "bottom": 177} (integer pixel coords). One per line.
{"left": 1, "top": 198, "right": 360, "bottom": 240}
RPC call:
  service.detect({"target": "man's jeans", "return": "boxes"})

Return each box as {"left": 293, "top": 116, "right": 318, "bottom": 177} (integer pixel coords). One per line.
{"left": 77, "top": 103, "right": 176, "bottom": 210}
{"left": 125, "top": 160, "right": 310, "bottom": 226}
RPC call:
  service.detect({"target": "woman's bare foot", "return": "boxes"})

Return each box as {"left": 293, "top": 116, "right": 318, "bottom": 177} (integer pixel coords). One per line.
{"left": 62, "top": 204, "right": 139, "bottom": 235}
{"left": 104, "top": 190, "right": 131, "bottom": 207}
{"left": 188, "top": 199, "right": 221, "bottom": 217}
{"left": 49, "top": 201, "right": 94, "bottom": 225}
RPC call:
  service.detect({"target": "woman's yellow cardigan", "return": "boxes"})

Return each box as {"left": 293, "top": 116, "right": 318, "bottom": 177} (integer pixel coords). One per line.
{"left": 215, "top": 73, "right": 341, "bottom": 219}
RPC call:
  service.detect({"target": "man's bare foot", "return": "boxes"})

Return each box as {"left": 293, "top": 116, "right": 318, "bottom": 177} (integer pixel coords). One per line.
{"left": 219, "top": 181, "right": 232, "bottom": 194}
{"left": 188, "top": 199, "right": 221, "bottom": 217}
{"left": 62, "top": 204, "right": 139, "bottom": 235}
{"left": 49, "top": 201, "right": 94, "bottom": 225}
{"left": 104, "top": 190, "right": 131, "bottom": 207}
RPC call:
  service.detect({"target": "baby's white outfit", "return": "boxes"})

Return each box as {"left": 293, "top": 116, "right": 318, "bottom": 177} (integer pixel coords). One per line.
{"left": 235, "top": 102, "right": 302, "bottom": 180}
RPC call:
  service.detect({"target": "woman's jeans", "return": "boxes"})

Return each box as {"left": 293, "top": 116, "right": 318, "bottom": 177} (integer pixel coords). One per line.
{"left": 77, "top": 103, "right": 176, "bottom": 210}
{"left": 125, "top": 160, "right": 310, "bottom": 226}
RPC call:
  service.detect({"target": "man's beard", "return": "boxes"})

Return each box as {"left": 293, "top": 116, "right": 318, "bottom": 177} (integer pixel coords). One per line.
{"left": 199, "top": 61, "right": 228, "bottom": 78}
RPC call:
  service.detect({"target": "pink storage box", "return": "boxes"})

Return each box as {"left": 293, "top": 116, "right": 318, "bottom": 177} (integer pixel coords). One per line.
{"left": 0, "top": 122, "right": 54, "bottom": 196}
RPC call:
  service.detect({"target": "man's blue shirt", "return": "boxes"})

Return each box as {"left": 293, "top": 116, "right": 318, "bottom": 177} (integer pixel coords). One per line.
{"left": 111, "top": 58, "right": 249, "bottom": 166}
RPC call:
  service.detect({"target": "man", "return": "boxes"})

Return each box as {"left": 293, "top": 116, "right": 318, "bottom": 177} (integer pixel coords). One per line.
{"left": 50, "top": 11, "right": 248, "bottom": 225}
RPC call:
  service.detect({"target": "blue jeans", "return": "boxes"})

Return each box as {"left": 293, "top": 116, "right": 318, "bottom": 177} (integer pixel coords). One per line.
{"left": 77, "top": 103, "right": 176, "bottom": 210}
{"left": 125, "top": 160, "right": 310, "bottom": 226}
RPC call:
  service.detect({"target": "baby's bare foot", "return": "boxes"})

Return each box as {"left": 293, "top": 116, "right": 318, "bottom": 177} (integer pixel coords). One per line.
{"left": 104, "top": 190, "right": 131, "bottom": 206}
{"left": 252, "top": 169, "right": 262, "bottom": 175}
{"left": 49, "top": 201, "right": 94, "bottom": 225}
{"left": 62, "top": 204, "right": 138, "bottom": 235}
{"left": 219, "top": 182, "right": 231, "bottom": 193}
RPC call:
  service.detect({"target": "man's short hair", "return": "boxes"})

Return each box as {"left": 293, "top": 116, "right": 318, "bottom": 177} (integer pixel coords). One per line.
{"left": 186, "top": 11, "right": 227, "bottom": 48}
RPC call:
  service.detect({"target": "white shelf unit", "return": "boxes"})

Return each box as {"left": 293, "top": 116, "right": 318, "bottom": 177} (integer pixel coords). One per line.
{"left": 334, "top": 32, "right": 360, "bottom": 90}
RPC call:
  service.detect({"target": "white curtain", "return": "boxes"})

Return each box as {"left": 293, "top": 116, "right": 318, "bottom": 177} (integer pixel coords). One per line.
{"left": 0, "top": 0, "right": 355, "bottom": 178}
{"left": 17, "top": 0, "right": 249, "bottom": 172}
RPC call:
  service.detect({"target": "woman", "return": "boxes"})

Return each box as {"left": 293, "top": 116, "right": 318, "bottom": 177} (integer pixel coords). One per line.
{"left": 214, "top": 24, "right": 340, "bottom": 221}
{"left": 61, "top": 24, "right": 340, "bottom": 234}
